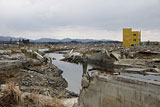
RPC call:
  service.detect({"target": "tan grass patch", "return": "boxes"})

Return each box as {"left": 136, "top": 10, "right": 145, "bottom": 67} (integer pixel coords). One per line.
{"left": 0, "top": 82, "right": 64, "bottom": 107}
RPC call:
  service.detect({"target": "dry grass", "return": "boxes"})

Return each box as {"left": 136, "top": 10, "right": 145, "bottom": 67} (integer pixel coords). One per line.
{"left": 0, "top": 82, "right": 23, "bottom": 106}
{"left": 11, "top": 49, "right": 22, "bottom": 54}
{"left": 0, "top": 82, "right": 64, "bottom": 107}
{"left": 26, "top": 94, "right": 64, "bottom": 107}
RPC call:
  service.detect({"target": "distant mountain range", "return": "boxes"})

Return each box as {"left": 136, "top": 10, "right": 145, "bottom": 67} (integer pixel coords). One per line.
{"left": 0, "top": 36, "right": 25, "bottom": 41}
{"left": 0, "top": 36, "right": 118, "bottom": 43}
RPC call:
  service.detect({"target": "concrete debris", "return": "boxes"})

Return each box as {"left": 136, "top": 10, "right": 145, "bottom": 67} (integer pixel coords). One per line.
{"left": 61, "top": 55, "right": 83, "bottom": 64}
{"left": 152, "top": 58, "right": 160, "bottom": 63}
{"left": 60, "top": 98, "right": 78, "bottom": 107}
{"left": 114, "top": 59, "right": 146, "bottom": 66}
{"left": 0, "top": 46, "right": 78, "bottom": 107}
{"left": 0, "top": 50, "right": 11, "bottom": 55}
{"left": 75, "top": 72, "right": 160, "bottom": 107}
{"left": 88, "top": 68, "right": 119, "bottom": 75}
{"left": 1, "top": 42, "right": 160, "bottom": 107}
{"left": 110, "top": 51, "right": 120, "bottom": 61}
{"left": 81, "top": 75, "right": 89, "bottom": 88}
{"left": 34, "top": 51, "right": 45, "bottom": 61}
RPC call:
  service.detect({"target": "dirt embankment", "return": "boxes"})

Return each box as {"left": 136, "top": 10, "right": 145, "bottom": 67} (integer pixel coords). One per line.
{"left": 0, "top": 48, "right": 78, "bottom": 107}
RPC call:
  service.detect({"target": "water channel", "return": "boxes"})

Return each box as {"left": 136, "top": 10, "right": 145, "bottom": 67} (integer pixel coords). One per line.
{"left": 46, "top": 52, "right": 102, "bottom": 94}
{"left": 46, "top": 52, "right": 160, "bottom": 94}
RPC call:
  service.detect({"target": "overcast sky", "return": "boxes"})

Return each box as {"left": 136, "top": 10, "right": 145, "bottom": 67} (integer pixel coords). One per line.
{"left": 0, "top": 0, "right": 160, "bottom": 41}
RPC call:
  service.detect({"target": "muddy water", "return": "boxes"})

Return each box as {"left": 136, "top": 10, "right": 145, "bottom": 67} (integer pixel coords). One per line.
{"left": 46, "top": 53, "right": 102, "bottom": 94}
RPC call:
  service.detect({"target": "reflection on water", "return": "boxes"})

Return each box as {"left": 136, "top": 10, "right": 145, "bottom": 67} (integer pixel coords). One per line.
{"left": 46, "top": 53, "right": 101, "bottom": 94}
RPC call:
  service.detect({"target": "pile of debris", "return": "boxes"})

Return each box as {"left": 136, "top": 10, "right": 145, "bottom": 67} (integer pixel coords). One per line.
{"left": 0, "top": 46, "right": 78, "bottom": 106}
{"left": 61, "top": 55, "right": 83, "bottom": 64}
{"left": 60, "top": 49, "right": 83, "bottom": 64}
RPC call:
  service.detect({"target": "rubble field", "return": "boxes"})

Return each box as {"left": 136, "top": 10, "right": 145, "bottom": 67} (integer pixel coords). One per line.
{"left": 1, "top": 42, "right": 160, "bottom": 107}
{"left": 0, "top": 44, "right": 78, "bottom": 107}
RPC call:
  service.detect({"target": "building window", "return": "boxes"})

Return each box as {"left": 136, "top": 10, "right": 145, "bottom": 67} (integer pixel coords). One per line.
{"left": 133, "top": 39, "right": 136, "bottom": 41}
{"left": 133, "top": 34, "right": 136, "bottom": 36}
{"left": 131, "top": 44, "right": 136, "bottom": 47}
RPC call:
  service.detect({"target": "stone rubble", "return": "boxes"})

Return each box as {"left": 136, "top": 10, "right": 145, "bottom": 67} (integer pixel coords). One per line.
{"left": 0, "top": 45, "right": 78, "bottom": 103}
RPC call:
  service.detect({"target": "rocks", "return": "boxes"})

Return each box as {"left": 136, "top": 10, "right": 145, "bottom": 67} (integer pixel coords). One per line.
{"left": 61, "top": 90, "right": 78, "bottom": 98}
{"left": 0, "top": 59, "right": 31, "bottom": 72}
{"left": 0, "top": 53, "right": 26, "bottom": 60}
{"left": 0, "top": 49, "right": 77, "bottom": 100}
{"left": 81, "top": 75, "right": 89, "bottom": 88}
{"left": 61, "top": 55, "right": 83, "bottom": 64}
{"left": 29, "top": 58, "right": 42, "bottom": 66}
{"left": 18, "top": 63, "right": 72, "bottom": 98}
{"left": 52, "top": 57, "right": 56, "bottom": 60}
{"left": 0, "top": 50, "right": 11, "bottom": 55}
{"left": 21, "top": 75, "right": 33, "bottom": 86}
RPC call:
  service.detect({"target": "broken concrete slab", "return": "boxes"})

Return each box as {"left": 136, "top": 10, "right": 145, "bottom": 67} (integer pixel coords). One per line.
{"left": 123, "top": 67, "right": 160, "bottom": 75}
{"left": 114, "top": 59, "right": 146, "bottom": 66}
{"left": 87, "top": 50, "right": 116, "bottom": 65}
{"left": 75, "top": 73, "right": 160, "bottom": 107}
{"left": 110, "top": 51, "right": 121, "bottom": 61}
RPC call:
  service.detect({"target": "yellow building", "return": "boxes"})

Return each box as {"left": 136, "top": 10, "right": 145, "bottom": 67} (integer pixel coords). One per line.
{"left": 123, "top": 28, "right": 141, "bottom": 48}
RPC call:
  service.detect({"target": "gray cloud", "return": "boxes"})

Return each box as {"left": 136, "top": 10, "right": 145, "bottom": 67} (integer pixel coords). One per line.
{"left": 0, "top": 0, "right": 160, "bottom": 41}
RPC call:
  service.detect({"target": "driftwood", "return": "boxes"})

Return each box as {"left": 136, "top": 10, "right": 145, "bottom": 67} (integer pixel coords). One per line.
{"left": 24, "top": 66, "right": 45, "bottom": 74}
